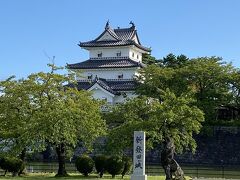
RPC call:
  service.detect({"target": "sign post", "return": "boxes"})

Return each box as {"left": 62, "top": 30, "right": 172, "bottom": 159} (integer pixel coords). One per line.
{"left": 131, "top": 131, "right": 147, "bottom": 180}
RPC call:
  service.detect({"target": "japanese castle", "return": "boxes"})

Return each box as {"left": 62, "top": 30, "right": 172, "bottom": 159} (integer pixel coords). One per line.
{"left": 67, "top": 21, "right": 150, "bottom": 106}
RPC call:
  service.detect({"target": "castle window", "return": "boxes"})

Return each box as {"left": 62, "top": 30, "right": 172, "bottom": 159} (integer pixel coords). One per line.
{"left": 87, "top": 73, "right": 93, "bottom": 80}
{"left": 116, "top": 51, "right": 121, "bottom": 57}
{"left": 137, "top": 54, "right": 139, "bottom": 59}
{"left": 122, "top": 92, "right": 127, "bottom": 98}
{"left": 132, "top": 52, "right": 135, "bottom": 58}
{"left": 102, "top": 97, "right": 107, "bottom": 101}
{"left": 118, "top": 73, "right": 123, "bottom": 79}
{"left": 97, "top": 51, "right": 102, "bottom": 57}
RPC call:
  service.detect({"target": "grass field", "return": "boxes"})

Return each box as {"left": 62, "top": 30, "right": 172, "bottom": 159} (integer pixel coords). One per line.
{"left": 0, "top": 173, "right": 188, "bottom": 180}
{"left": 22, "top": 162, "right": 240, "bottom": 178}
{"left": 2, "top": 163, "right": 240, "bottom": 179}
{"left": 146, "top": 164, "right": 240, "bottom": 179}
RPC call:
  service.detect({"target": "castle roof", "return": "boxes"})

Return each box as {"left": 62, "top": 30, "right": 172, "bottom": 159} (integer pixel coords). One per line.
{"left": 74, "top": 78, "right": 138, "bottom": 95}
{"left": 67, "top": 57, "right": 145, "bottom": 69}
{"left": 79, "top": 21, "right": 151, "bottom": 52}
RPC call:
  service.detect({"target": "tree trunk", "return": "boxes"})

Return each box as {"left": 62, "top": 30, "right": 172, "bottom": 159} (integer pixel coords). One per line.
{"left": 19, "top": 148, "right": 27, "bottom": 175}
{"left": 55, "top": 143, "right": 68, "bottom": 177}
{"left": 161, "top": 137, "right": 185, "bottom": 180}
{"left": 12, "top": 172, "right": 18, "bottom": 177}
{"left": 19, "top": 148, "right": 26, "bottom": 161}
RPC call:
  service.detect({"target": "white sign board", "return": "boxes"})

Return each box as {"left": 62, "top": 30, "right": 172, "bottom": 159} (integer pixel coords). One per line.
{"left": 131, "top": 131, "right": 147, "bottom": 180}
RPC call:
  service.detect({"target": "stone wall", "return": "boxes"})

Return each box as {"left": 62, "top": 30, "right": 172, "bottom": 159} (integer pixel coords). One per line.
{"left": 146, "top": 126, "right": 240, "bottom": 165}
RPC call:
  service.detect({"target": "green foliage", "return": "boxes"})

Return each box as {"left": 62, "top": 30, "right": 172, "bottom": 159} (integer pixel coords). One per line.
{"left": 121, "top": 156, "right": 132, "bottom": 178}
{"left": 0, "top": 64, "right": 106, "bottom": 152}
{"left": 0, "top": 76, "right": 41, "bottom": 155}
{"left": 228, "top": 69, "right": 240, "bottom": 106}
{"left": 138, "top": 56, "right": 238, "bottom": 124}
{"left": 106, "top": 89, "right": 204, "bottom": 155}
{"left": 75, "top": 155, "right": 94, "bottom": 176}
{"left": 105, "top": 55, "right": 240, "bottom": 156}
{"left": 159, "top": 53, "right": 189, "bottom": 68}
{"left": 0, "top": 156, "right": 25, "bottom": 176}
{"left": 94, "top": 155, "right": 108, "bottom": 178}
{"left": 0, "top": 64, "right": 107, "bottom": 176}
{"left": 142, "top": 53, "right": 158, "bottom": 65}
{"left": 137, "top": 65, "right": 189, "bottom": 98}
{"left": 106, "top": 156, "right": 124, "bottom": 178}
{"left": 184, "top": 57, "right": 234, "bottom": 122}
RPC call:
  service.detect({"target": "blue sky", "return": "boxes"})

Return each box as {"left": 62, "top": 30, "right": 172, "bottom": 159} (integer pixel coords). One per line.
{"left": 1, "top": 0, "right": 240, "bottom": 79}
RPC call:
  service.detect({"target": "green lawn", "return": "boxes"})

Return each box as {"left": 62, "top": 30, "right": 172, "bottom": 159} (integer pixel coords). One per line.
{"left": 3, "top": 163, "right": 240, "bottom": 179}
{"left": 22, "top": 162, "right": 240, "bottom": 179}
{"left": 146, "top": 165, "right": 240, "bottom": 179}
{"left": 0, "top": 173, "right": 190, "bottom": 180}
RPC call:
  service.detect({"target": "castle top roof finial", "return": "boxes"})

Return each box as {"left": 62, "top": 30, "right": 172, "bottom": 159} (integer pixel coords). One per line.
{"left": 129, "top": 21, "right": 135, "bottom": 29}
{"left": 105, "top": 20, "right": 110, "bottom": 30}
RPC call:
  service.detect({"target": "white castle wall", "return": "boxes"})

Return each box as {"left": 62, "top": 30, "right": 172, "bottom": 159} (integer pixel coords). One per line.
{"left": 113, "top": 91, "right": 137, "bottom": 104}
{"left": 89, "top": 47, "right": 129, "bottom": 58}
{"left": 77, "top": 68, "right": 139, "bottom": 80}
{"left": 90, "top": 89, "right": 137, "bottom": 105}
{"left": 129, "top": 47, "right": 142, "bottom": 62}
{"left": 88, "top": 47, "right": 143, "bottom": 63}
{"left": 91, "top": 88, "right": 114, "bottom": 104}
{"left": 78, "top": 30, "right": 147, "bottom": 105}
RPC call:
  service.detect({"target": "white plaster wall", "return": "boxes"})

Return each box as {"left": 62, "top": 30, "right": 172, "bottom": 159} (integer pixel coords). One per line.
{"left": 126, "top": 92, "right": 138, "bottom": 98}
{"left": 113, "top": 94, "right": 126, "bottom": 104}
{"left": 88, "top": 89, "right": 137, "bottom": 105}
{"left": 113, "top": 91, "right": 137, "bottom": 104}
{"left": 89, "top": 90, "right": 137, "bottom": 105}
{"left": 89, "top": 47, "right": 129, "bottom": 58}
{"left": 90, "top": 88, "right": 114, "bottom": 104}
{"left": 77, "top": 68, "right": 138, "bottom": 80}
{"left": 129, "top": 47, "right": 142, "bottom": 62}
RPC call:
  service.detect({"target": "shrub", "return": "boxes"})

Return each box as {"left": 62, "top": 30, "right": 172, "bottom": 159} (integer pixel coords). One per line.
{"left": 94, "top": 155, "right": 108, "bottom": 178}
{"left": 106, "top": 155, "right": 124, "bottom": 178}
{"left": 0, "top": 157, "right": 7, "bottom": 175}
{"left": 121, "top": 156, "right": 132, "bottom": 178}
{"left": 0, "top": 156, "right": 25, "bottom": 176}
{"left": 75, "top": 155, "right": 94, "bottom": 176}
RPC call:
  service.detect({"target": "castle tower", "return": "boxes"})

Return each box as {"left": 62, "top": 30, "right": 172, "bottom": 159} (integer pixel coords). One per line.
{"left": 67, "top": 21, "right": 150, "bottom": 107}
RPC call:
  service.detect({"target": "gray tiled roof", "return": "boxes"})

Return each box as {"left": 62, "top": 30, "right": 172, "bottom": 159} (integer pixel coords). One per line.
{"left": 107, "top": 80, "right": 137, "bottom": 91}
{"left": 88, "top": 78, "right": 119, "bottom": 95}
{"left": 67, "top": 57, "right": 145, "bottom": 69}
{"left": 75, "top": 78, "right": 137, "bottom": 95}
{"left": 79, "top": 24, "right": 151, "bottom": 52}
{"left": 114, "top": 28, "right": 135, "bottom": 41}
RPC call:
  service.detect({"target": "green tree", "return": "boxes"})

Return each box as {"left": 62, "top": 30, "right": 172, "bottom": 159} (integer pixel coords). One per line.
{"left": 138, "top": 56, "right": 235, "bottom": 123}
{"left": 142, "top": 53, "right": 158, "bottom": 65}
{"left": 29, "top": 65, "right": 106, "bottom": 176}
{"left": 0, "top": 65, "right": 107, "bottom": 177}
{"left": 105, "top": 90, "right": 204, "bottom": 155}
{"left": 229, "top": 69, "right": 240, "bottom": 107}
{"left": 159, "top": 53, "right": 189, "bottom": 68}
{"left": 184, "top": 57, "right": 234, "bottom": 122}
{"left": 0, "top": 76, "right": 39, "bottom": 161}
{"left": 137, "top": 64, "right": 189, "bottom": 98}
